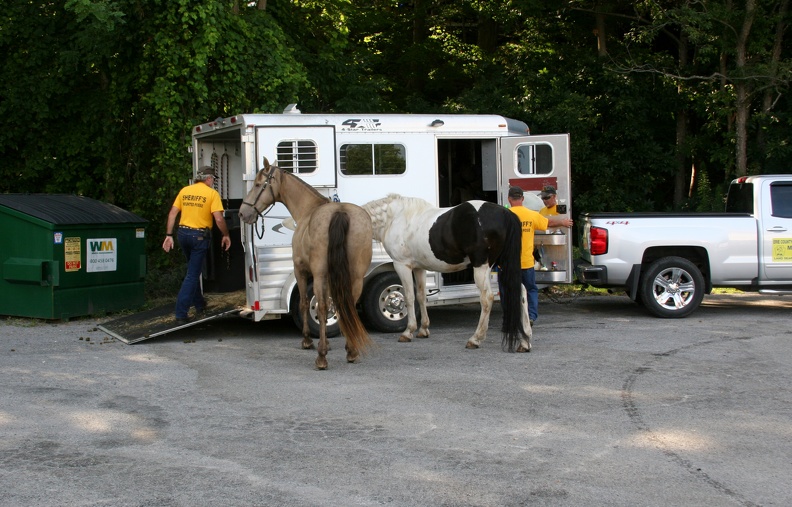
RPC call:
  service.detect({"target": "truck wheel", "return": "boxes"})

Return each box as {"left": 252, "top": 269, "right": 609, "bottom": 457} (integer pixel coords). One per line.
{"left": 361, "top": 272, "right": 410, "bottom": 333}
{"left": 290, "top": 283, "right": 340, "bottom": 338}
{"left": 639, "top": 256, "right": 705, "bottom": 318}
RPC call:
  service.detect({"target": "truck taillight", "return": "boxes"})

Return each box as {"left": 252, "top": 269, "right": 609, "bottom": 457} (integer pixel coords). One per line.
{"left": 589, "top": 226, "right": 608, "bottom": 255}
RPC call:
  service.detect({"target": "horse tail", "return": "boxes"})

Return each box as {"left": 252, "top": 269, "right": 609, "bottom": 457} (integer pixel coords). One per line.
{"left": 499, "top": 210, "right": 528, "bottom": 352}
{"left": 328, "top": 211, "right": 372, "bottom": 354}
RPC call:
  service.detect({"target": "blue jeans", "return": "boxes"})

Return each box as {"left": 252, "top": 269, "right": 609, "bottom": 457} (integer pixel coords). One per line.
{"left": 498, "top": 267, "right": 539, "bottom": 322}
{"left": 175, "top": 228, "right": 209, "bottom": 319}
{"left": 521, "top": 268, "right": 539, "bottom": 322}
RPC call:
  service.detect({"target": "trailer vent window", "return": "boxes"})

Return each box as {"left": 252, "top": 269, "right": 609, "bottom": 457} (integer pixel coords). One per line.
{"left": 276, "top": 140, "right": 317, "bottom": 174}
{"left": 516, "top": 143, "right": 553, "bottom": 175}
{"left": 340, "top": 144, "right": 406, "bottom": 176}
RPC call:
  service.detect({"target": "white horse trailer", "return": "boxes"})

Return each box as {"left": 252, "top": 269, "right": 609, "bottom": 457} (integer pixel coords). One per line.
{"left": 192, "top": 105, "right": 573, "bottom": 336}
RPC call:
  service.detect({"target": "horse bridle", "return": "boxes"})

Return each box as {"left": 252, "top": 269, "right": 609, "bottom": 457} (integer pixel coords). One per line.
{"left": 242, "top": 167, "right": 278, "bottom": 218}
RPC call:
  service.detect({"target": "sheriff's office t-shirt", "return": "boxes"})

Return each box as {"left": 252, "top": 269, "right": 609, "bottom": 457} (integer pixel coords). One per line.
{"left": 173, "top": 183, "right": 224, "bottom": 229}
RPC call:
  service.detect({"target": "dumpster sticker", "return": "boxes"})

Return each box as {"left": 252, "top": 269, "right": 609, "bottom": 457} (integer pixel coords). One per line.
{"left": 87, "top": 238, "right": 117, "bottom": 273}
{"left": 65, "top": 237, "right": 81, "bottom": 272}
{"left": 772, "top": 238, "right": 792, "bottom": 262}
{"left": 53, "top": 232, "right": 63, "bottom": 245}
{"left": 136, "top": 228, "right": 145, "bottom": 239}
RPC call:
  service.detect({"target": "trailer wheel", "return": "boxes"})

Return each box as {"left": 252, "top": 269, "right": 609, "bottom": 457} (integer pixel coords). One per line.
{"left": 639, "top": 256, "right": 705, "bottom": 318}
{"left": 290, "top": 283, "right": 340, "bottom": 338}
{"left": 361, "top": 272, "right": 411, "bottom": 333}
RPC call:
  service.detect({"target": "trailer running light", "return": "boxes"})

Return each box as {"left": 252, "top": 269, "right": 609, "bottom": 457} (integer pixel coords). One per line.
{"left": 253, "top": 301, "right": 260, "bottom": 311}
{"left": 590, "top": 226, "right": 608, "bottom": 255}
{"left": 195, "top": 126, "right": 202, "bottom": 132}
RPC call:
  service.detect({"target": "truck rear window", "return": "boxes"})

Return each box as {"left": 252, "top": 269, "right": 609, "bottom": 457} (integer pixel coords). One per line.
{"left": 725, "top": 183, "right": 753, "bottom": 213}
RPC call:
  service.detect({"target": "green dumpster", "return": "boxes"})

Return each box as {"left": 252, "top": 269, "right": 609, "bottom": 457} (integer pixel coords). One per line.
{"left": 0, "top": 194, "right": 148, "bottom": 320}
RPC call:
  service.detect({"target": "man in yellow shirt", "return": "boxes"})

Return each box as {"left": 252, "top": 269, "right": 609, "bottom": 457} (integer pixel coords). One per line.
{"left": 539, "top": 185, "right": 559, "bottom": 216}
{"left": 506, "top": 186, "right": 572, "bottom": 325}
{"left": 162, "top": 166, "right": 231, "bottom": 323}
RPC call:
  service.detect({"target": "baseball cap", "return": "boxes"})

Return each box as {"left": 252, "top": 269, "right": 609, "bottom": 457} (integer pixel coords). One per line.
{"left": 197, "top": 166, "right": 216, "bottom": 177}
{"left": 540, "top": 185, "right": 557, "bottom": 199}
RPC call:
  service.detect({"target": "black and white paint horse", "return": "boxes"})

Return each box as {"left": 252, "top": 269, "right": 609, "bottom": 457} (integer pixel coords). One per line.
{"left": 362, "top": 194, "right": 531, "bottom": 352}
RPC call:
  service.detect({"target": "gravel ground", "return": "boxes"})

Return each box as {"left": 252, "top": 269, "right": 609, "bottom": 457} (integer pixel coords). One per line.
{"left": 1, "top": 292, "right": 791, "bottom": 507}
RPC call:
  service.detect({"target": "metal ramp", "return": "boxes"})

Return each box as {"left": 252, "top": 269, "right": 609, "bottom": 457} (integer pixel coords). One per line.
{"left": 98, "top": 292, "right": 245, "bottom": 344}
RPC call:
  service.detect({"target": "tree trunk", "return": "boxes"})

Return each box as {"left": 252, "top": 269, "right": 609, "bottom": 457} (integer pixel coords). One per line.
{"left": 757, "top": 0, "right": 788, "bottom": 156}
{"left": 733, "top": 0, "right": 757, "bottom": 177}
{"left": 477, "top": 14, "right": 498, "bottom": 54}
{"left": 674, "top": 32, "right": 689, "bottom": 209}
{"left": 408, "top": 0, "right": 429, "bottom": 94}
{"left": 595, "top": 11, "right": 607, "bottom": 57}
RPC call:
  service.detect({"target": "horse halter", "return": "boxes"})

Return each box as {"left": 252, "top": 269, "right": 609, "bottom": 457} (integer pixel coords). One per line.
{"left": 242, "top": 167, "right": 277, "bottom": 218}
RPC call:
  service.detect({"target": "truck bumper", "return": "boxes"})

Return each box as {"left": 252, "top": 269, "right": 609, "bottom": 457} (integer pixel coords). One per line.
{"left": 575, "top": 260, "right": 608, "bottom": 285}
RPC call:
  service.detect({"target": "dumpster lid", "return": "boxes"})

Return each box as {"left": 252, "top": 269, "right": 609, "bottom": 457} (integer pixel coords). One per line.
{"left": 0, "top": 194, "right": 147, "bottom": 225}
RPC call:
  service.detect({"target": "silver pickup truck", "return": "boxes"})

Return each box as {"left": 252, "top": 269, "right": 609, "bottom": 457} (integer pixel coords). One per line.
{"left": 576, "top": 174, "right": 792, "bottom": 317}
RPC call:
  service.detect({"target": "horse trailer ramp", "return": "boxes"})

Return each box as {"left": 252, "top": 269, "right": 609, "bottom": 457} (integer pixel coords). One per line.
{"left": 98, "top": 292, "right": 244, "bottom": 344}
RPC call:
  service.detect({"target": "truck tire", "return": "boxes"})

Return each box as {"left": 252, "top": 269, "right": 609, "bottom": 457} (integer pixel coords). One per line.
{"left": 361, "top": 272, "right": 410, "bottom": 333}
{"left": 639, "top": 256, "right": 705, "bottom": 318}
{"left": 290, "top": 283, "right": 341, "bottom": 338}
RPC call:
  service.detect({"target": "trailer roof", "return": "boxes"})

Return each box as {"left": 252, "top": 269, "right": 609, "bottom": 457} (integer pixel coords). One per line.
{"left": 193, "top": 112, "right": 530, "bottom": 136}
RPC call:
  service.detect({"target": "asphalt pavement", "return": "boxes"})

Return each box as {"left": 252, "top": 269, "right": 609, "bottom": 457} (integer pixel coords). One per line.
{"left": 1, "top": 292, "right": 790, "bottom": 507}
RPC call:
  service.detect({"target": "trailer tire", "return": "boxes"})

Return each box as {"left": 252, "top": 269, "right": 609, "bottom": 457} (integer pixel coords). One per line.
{"left": 639, "top": 256, "right": 705, "bottom": 318}
{"left": 361, "top": 272, "right": 411, "bottom": 333}
{"left": 290, "top": 283, "right": 341, "bottom": 338}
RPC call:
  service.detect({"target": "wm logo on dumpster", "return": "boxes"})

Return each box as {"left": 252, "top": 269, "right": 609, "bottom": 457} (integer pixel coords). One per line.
{"left": 86, "top": 237, "right": 118, "bottom": 273}
{"left": 89, "top": 240, "right": 115, "bottom": 252}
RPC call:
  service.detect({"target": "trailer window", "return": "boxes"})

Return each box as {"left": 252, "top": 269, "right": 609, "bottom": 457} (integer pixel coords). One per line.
{"left": 276, "top": 140, "right": 317, "bottom": 174}
{"left": 770, "top": 183, "right": 792, "bottom": 218}
{"left": 516, "top": 143, "right": 553, "bottom": 175}
{"left": 340, "top": 144, "right": 406, "bottom": 175}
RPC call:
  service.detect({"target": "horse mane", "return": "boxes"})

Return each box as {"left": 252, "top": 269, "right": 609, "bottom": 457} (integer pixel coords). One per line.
{"left": 362, "top": 194, "right": 434, "bottom": 240}
{"left": 274, "top": 165, "right": 330, "bottom": 204}
{"left": 364, "top": 194, "right": 433, "bottom": 220}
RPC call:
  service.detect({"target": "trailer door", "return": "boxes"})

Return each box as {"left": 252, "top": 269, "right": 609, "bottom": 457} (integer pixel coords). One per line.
{"left": 255, "top": 126, "right": 337, "bottom": 187}
{"left": 499, "top": 134, "right": 570, "bottom": 203}
{"left": 499, "top": 134, "right": 573, "bottom": 284}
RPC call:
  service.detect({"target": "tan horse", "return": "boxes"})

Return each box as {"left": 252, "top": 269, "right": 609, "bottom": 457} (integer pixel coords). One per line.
{"left": 239, "top": 159, "right": 374, "bottom": 370}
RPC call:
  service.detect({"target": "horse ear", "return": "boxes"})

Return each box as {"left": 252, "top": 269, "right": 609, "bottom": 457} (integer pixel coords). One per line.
{"left": 263, "top": 157, "right": 270, "bottom": 170}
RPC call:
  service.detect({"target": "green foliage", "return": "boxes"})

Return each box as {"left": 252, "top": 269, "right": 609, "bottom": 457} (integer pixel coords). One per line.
{"left": 1, "top": 0, "right": 790, "bottom": 282}
{"left": 0, "top": 0, "right": 311, "bottom": 271}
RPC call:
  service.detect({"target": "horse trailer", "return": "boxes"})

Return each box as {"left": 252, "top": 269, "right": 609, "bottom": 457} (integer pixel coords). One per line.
{"left": 193, "top": 104, "right": 573, "bottom": 336}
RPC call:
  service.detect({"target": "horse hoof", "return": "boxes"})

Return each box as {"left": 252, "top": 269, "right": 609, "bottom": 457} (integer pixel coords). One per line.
{"left": 347, "top": 354, "right": 360, "bottom": 363}
{"left": 516, "top": 344, "right": 531, "bottom": 353}
{"left": 398, "top": 335, "right": 412, "bottom": 343}
{"left": 315, "top": 359, "right": 328, "bottom": 370}
{"left": 417, "top": 330, "right": 430, "bottom": 338}
{"left": 301, "top": 339, "right": 314, "bottom": 350}
{"left": 465, "top": 341, "right": 480, "bottom": 349}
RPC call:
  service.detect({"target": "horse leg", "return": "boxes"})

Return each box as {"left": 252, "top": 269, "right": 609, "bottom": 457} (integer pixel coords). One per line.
{"left": 414, "top": 268, "right": 430, "bottom": 338}
{"left": 394, "top": 263, "right": 418, "bottom": 342}
{"left": 516, "top": 284, "right": 532, "bottom": 352}
{"left": 296, "top": 273, "right": 314, "bottom": 350}
{"left": 313, "top": 277, "right": 329, "bottom": 370}
{"left": 465, "top": 265, "right": 495, "bottom": 349}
